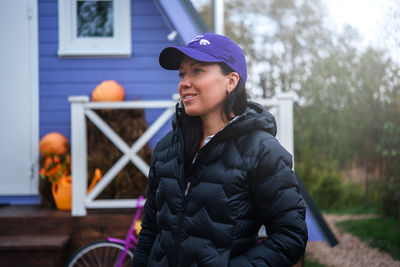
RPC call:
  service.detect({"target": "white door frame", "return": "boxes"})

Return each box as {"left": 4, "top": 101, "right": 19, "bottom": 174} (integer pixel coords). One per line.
{"left": 28, "top": 0, "right": 39, "bottom": 195}
{"left": 0, "top": 0, "right": 39, "bottom": 198}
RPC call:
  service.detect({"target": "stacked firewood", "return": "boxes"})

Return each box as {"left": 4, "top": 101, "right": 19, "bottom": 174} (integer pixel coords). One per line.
{"left": 87, "top": 109, "right": 151, "bottom": 199}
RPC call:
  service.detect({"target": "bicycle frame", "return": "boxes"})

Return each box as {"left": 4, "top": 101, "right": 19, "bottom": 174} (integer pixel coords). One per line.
{"left": 107, "top": 196, "right": 145, "bottom": 267}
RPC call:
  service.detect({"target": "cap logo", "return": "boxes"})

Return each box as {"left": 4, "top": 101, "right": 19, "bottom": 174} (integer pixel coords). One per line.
{"left": 199, "top": 39, "right": 211, "bottom": 46}
{"left": 190, "top": 35, "right": 204, "bottom": 43}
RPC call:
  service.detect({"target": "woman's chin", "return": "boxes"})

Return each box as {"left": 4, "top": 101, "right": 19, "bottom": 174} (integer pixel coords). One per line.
{"left": 184, "top": 107, "right": 201, "bottom": 117}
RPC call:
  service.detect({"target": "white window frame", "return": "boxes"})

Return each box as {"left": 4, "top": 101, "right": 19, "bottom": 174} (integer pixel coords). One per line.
{"left": 58, "top": 0, "right": 131, "bottom": 57}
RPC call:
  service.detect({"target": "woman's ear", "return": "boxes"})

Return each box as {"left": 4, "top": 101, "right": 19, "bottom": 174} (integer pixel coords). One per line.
{"left": 227, "top": 72, "right": 240, "bottom": 93}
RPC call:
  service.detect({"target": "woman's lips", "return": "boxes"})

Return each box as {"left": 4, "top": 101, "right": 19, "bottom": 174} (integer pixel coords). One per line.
{"left": 182, "top": 94, "right": 196, "bottom": 103}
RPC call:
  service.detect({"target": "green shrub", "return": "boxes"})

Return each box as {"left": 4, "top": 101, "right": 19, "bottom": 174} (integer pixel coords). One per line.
{"left": 338, "top": 182, "right": 365, "bottom": 208}
{"left": 296, "top": 156, "right": 366, "bottom": 211}
{"left": 379, "top": 175, "right": 400, "bottom": 219}
{"left": 296, "top": 156, "right": 341, "bottom": 209}
{"left": 311, "top": 169, "right": 343, "bottom": 209}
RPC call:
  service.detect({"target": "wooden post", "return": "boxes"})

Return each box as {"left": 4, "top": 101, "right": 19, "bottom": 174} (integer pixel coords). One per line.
{"left": 277, "top": 92, "right": 294, "bottom": 158}
{"left": 69, "top": 96, "right": 89, "bottom": 216}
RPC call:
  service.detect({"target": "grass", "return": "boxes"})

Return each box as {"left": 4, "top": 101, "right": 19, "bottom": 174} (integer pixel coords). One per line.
{"left": 304, "top": 255, "right": 326, "bottom": 267}
{"left": 336, "top": 217, "right": 400, "bottom": 260}
{"left": 322, "top": 206, "right": 379, "bottom": 215}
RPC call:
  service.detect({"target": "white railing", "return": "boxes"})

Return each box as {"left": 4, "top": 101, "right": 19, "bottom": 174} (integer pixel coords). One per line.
{"left": 69, "top": 93, "right": 294, "bottom": 216}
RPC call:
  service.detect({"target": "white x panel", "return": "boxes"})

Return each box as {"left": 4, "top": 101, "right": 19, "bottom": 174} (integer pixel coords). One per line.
{"left": 85, "top": 107, "right": 175, "bottom": 202}
{"left": 69, "top": 94, "right": 294, "bottom": 216}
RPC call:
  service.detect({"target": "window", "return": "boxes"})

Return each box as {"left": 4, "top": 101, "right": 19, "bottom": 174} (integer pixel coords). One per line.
{"left": 58, "top": 0, "right": 131, "bottom": 57}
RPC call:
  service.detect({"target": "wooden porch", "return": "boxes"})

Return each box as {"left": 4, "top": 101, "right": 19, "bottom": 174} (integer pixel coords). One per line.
{"left": 0, "top": 204, "right": 135, "bottom": 267}
{"left": 0, "top": 204, "right": 308, "bottom": 267}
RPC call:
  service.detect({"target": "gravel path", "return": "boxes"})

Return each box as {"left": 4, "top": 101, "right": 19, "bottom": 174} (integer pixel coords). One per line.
{"left": 306, "top": 214, "right": 400, "bottom": 267}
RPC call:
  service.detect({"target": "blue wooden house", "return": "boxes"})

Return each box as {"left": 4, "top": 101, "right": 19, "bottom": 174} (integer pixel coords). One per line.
{"left": 0, "top": 1, "right": 337, "bottom": 259}
{"left": 1, "top": 0, "right": 206, "bottom": 204}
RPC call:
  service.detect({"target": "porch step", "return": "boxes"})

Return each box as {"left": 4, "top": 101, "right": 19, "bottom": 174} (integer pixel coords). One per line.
{"left": 0, "top": 234, "right": 70, "bottom": 250}
{"left": 0, "top": 205, "right": 134, "bottom": 266}
{"left": 0, "top": 235, "right": 70, "bottom": 267}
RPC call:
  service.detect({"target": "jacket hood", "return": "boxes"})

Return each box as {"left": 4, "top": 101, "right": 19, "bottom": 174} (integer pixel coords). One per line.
{"left": 173, "top": 101, "right": 277, "bottom": 138}
{"left": 226, "top": 101, "right": 277, "bottom": 138}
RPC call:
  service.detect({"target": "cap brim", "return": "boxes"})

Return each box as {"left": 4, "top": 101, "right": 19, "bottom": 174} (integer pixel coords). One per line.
{"left": 159, "top": 47, "right": 222, "bottom": 70}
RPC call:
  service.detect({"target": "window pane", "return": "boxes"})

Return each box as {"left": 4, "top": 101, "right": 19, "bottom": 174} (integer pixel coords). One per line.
{"left": 77, "top": 0, "right": 113, "bottom": 37}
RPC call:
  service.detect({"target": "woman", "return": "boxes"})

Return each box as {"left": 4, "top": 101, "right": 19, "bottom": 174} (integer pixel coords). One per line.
{"left": 132, "top": 33, "right": 307, "bottom": 267}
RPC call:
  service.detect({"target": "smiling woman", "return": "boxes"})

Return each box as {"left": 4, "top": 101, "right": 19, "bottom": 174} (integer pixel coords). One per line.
{"left": 178, "top": 58, "right": 236, "bottom": 119}
{"left": 132, "top": 33, "right": 308, "bottom": 267}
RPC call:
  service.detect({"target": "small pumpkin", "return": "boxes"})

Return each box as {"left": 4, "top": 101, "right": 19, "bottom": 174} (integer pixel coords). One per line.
{"left": 39, "top": 132, "right": 69, "bottom": 156}
{"left": 91, "top": 80, "right": 125, "bottom": 102}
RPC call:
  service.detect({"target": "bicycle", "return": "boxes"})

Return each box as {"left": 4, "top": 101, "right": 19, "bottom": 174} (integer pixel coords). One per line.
{"left": 66, "top": 196, "right": 145, "bottom": 267}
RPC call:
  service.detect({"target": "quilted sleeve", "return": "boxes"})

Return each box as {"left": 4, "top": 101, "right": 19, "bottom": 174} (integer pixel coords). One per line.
{"left": 132, "top": 148, "right": 159, "bottom": 267}
{"left": 230, "top": 137, "right": 308, "bottom": 267}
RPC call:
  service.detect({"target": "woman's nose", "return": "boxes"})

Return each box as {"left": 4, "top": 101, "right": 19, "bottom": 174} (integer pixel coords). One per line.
{"left": 179, "top": 75, "right": 191, "bottom": 89}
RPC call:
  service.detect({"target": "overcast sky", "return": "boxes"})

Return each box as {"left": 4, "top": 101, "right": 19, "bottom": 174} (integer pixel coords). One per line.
{"left": 325, "top": 0, "right": 386, "bottom": 45}
{"left": 191, "top": 0, "right": 390, "bottom": 45}
{"left": 190, "top": 0, "right": 398, "bottom": 62}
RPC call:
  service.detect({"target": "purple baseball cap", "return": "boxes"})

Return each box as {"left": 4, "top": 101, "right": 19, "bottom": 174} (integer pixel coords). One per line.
{"left": 159, "top": 33, "right": 247, "bottom": 84}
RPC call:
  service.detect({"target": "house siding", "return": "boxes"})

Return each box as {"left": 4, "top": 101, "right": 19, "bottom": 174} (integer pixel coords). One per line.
{"left": 38, "top": 0, "right": 181, "bottom": 145}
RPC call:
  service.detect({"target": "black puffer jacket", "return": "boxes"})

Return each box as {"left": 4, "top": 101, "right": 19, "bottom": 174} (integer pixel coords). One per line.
{"left": 133, "top": 102, "right": 307, "bottom": 267}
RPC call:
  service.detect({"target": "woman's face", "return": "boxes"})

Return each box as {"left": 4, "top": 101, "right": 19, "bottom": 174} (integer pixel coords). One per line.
{"left": 178, "top": 56, "right": 229, "bottom": 119}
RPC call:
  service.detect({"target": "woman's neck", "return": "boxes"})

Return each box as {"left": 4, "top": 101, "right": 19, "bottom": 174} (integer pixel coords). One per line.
{"left": 200, "top": 113, "right": 229, "bottom": 140}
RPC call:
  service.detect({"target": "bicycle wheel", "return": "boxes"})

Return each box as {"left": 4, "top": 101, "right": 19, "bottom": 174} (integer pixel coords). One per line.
{"left": 66, "top": 240, "right": 134, "bottom": 267}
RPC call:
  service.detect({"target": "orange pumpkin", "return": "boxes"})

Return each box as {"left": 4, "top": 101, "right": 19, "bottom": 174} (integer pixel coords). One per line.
{"left": 91, "top": 80, "right": 125, "bottom": 102}
{"left": 39, "top": 132, "right": 69, "bottom": 156}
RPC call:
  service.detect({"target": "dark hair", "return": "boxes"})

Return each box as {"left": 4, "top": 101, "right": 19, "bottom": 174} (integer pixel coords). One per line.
{"left": 218, "top": 63, "right": 248, "bottom": 120}
{"left": 181, "top": 63, "right": 248, "bottom": 171}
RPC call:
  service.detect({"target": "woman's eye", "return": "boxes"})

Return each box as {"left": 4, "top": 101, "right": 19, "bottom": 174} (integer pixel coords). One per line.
{"left": 193, "top": 68, "right": 202, "bottom": 74}
{"left": 178, "top": 72, "right": 185, "bottom": 78}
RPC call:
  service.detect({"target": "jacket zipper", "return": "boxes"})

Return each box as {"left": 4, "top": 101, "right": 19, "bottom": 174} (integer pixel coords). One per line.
{"left": 175, "top": 144, "right": 207, "bottom": 266}
{"left": 175, "top": 139, "right": 213, "bottom": 262}
{"left": 174, "top": 120, "right": 228, "bottom": 265}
